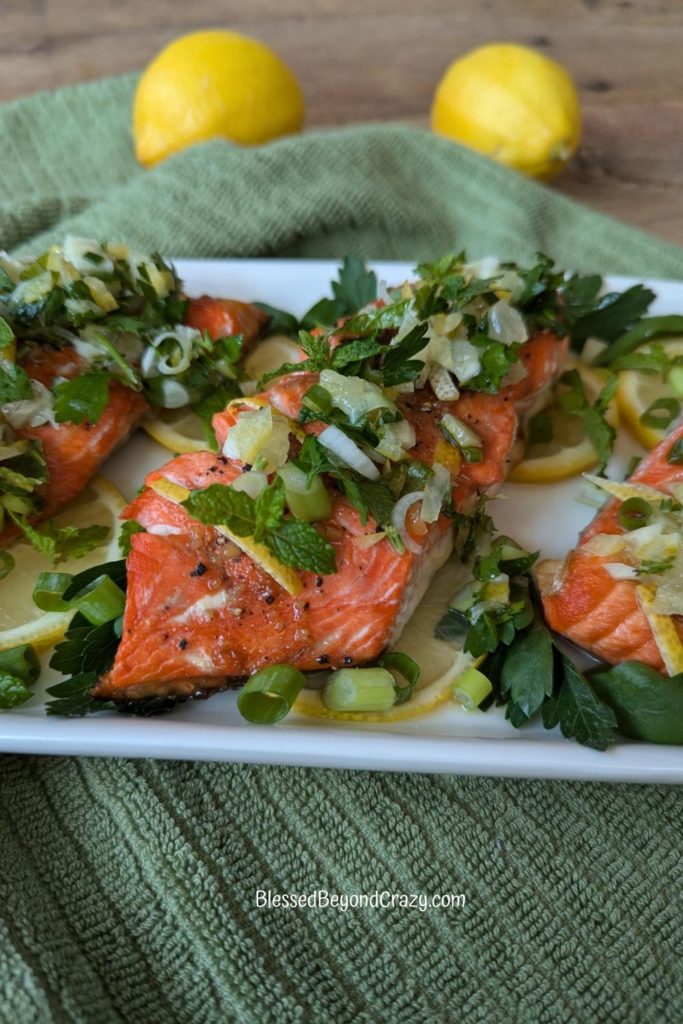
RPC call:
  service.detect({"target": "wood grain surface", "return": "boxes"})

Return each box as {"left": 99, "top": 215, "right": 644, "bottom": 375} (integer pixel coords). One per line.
{"left": 2, "top": 0, "right": 682, "bottom": 245}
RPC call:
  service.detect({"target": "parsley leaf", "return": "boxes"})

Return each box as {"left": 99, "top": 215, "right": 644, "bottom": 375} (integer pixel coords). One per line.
{"left": 571, "top": 284, "right": 655, "bottom": 345}
{"left": 542, "top": 654, "right": 617, "bottom": 750}
{"left": 467, "top": 339, "right": 519, "bottom": 394}
{"left": 330, "top": 256, "right": 377, "bottom": 315}
{"left": 557, "top": 369, "right": 617, "bottom": 473}
{"left": 0, "top": 363, "right": 33, "bottom": 404}
{"left": 382, "top": 324, "right": 429, "bottom": 387}
{"left": 53, "top": 371, "right": 110, "bottom": 425}
{"left": 501, "top": 619, "right": 554, "bottom": 720}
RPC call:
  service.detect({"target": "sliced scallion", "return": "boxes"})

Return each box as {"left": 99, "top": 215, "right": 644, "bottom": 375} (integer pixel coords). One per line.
{"left": 640, "top": 397, "right": 680, "bottom": 431}
{"left": 69, "top": 574, "right": 126, "bottom": 625}
{"left": 302, "top": 384, "right": 333, "bottom": 416}
{"left": 380, "top": 650, "right": 420, "bottom": 705}
{"left": 237, "top": 664, "right": 305, "bottom": 724}
{"left": 0, "top": 644, "right": 40, "bottom": 685}
{"left": 322, "top": 668, "right": 396, "bottom": 713}
{"left": 618, "top": 497, "right": 652, "bottom": 531}
{"left": 32, "top": 571, "right": 72, "bottom": 611}
{"left": 278, "top": 463, "right": 332, "bottom": 522}
{"left": 452, "top": 667, "right": 492, "bottom": 711}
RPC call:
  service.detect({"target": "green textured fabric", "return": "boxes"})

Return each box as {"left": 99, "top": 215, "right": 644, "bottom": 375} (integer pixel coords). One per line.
{"left": 1, "top": 74, "right": 683, "bottom": 1024}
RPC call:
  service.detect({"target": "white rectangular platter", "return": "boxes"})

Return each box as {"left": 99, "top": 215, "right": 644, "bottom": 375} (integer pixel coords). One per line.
{"left": 2, "top": 259, "right": 683, "bottom": 783}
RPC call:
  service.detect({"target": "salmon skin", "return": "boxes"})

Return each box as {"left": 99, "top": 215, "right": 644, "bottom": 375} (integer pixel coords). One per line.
{"left": 537, "top": 422, "right": 683, "bottom": 673}
{"left": 96, "top": 330, "right": 566, "bottom": 704}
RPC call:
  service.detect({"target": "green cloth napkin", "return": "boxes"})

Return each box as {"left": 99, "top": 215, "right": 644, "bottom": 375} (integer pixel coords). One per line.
{"left": 1, "top": 75, "right": 683, "bottom": 1024}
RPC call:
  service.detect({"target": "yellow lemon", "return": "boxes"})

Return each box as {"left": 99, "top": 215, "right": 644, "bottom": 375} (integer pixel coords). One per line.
{"left": 133, "top": 30, "right": 305, "bottom": 167}
{"left": 431, "top": 43, "right": 581, "bottom": 180}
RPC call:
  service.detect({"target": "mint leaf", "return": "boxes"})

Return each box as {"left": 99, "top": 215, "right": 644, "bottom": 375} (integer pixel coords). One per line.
{"left": 53, "top": 371, "right": 110, "bottom": 425}
{"left": 182, "top": 484, "right": 256, "bottom": 537}
{"left": 12, "top": 515, "right": 110, "bottom": 565}
{"left": 0, "top": 317, "right": 14, "bottom": 349}
{"left": 331, "top": 336, "right": 384, "bottom": 370}
{"left": 254, "top": 477, "right": 286, "bottom": 536}
{"left": 0, "top": 363, "right": 33, "bottom": 404}
{"left": 266, "top": 520, "right": 336, "bottom": 575}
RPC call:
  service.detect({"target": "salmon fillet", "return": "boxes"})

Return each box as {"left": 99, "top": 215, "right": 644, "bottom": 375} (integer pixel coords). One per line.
{"left": 96, "top": 330, "right": 565, "bottom": 703}
{"left": 537, "top": 421, "right": 683, "bottom": 672}
{"left": 185, "top": 296, "right": 268, "bottom": 346}
{"left": 1, "top": 345, "right": 149, "bottom": 544}
{"left": 0, "top": 297, "right": 267, "bottom": 544}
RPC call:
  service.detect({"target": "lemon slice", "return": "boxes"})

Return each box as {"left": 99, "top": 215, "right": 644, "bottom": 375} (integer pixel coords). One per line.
{"left": 143, "top": 407, "right": 208, "bottom": 454}
{"left": 616, "top": 339, "right": 683, "bottom": 449}
{"left": 243, "top": 334, "right": 301, "bottom": 382}
{"left": 0, "top": 475, "right": 126, "bottom": 651}
{"left": 294, "top": 552, "right": 477, "bottom": 722}
{"left": 509, "top": 362, "right": 618, "bottom": 483}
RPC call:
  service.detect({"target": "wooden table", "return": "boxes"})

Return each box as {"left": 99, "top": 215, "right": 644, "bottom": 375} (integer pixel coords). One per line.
{"left": 3, "top": 0, "right": 683, "bottom": 245}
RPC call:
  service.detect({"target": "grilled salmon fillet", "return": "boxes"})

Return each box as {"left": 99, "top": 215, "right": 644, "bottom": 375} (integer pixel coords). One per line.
{"left": 1, "top": 345, "right": 149, "bottom": 544}
{"left": 95, "top": 330, "right": 566, "bottom": 703}
{"left": 537, "top": 422, "right": 683, "bottom": 673}
{"left": 0, "top": 298, "right": 267, "bottom": 544}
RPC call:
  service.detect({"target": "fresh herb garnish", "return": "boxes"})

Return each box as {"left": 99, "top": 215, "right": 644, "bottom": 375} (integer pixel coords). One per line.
{"left": 53, "top": 371, "right": 111, "bottom": 425}
{"left": 0, "top": 363, "right": 34, "bottom": 404}
{"left": 118, "top": 520, "right": 145, "bottom": 557}
{"left": 11, "top": 514, "right": 110, "bottom": 565}
{"left": 556, "top": 368, "right": 617, "bottom": 473}
{"left": 182, "top": 479, "right": 337, "bottom": 575}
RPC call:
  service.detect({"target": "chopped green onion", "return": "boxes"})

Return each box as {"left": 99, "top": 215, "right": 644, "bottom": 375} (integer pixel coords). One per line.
{"left": 440, "top": 412, "right": 482, "bottom": 455}
{"left": 452, "top": 667, "right": 492, "bottom": 711}
{"left": 237, "top": 664, "right": 306, "bottom": 724}
{"left": 32, "top": 571, "right": 72, "bottom": 611}
{"left": 69, "top": 574, "right": 126, "bottom": 625}
{"left": 450, "top": 580, "right": 478, "bottom": 613}
{"left": 277, "top": 463, "right": 332, "bottom": 522}
{"left": 0, "top": 644, "right": 40, "bottom": 684}
{"left": 667, "top": 438, "right": 683, "bottom": 465}
{"left": 380, "top": 650, "right": 420, "bottom": 705}
{"left": 302, "top": 384, "right": 333, "bottom": 416}
{"left": 640, "top": 397, "right": 680, "bottom": 431}
{"left": 667, "top": 365, "right": 683, "bottom": 399}
{"left": 3, "top": 494, "right": 35, "bottom": 516}
{"left": 322, "top": 668, "right": 396, "bottom": 713}
{"left": 0, "top": 549, "right": 14, "bottom": 579}
{"left": 461, "top": 446, "right": 483, "bottom": 464}
{"left": 618, "top": 497, "right": 652, "bottom": 531}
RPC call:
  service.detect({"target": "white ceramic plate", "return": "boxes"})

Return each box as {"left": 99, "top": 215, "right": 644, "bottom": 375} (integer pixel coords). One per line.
{"left": 2, "top": 260, "right": 683, "bottom": 783}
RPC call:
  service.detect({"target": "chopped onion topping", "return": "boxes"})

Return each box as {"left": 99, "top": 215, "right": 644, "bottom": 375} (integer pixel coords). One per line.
{"left": 428, "top": 365, "right": 459, "bottom": 402}
{"left": 319, "top": 369, "right": 397, "bottom": 425}
{"left": 391, "top": 490, "right": 426, "bottom": 554}
{"left": 232, "top": 470, "right": 268, "bottom": 500}
{"left": 440, "top": 412, "right": 482, "bottom": 451}
{"left": 223, "top": 406, "right": 290, "bottom": 472}
{"left": 318, "top": 425, "right": 380, "bottom": 480}
{"left": 604, "top": 563, "right": 638, "bottom": 580}
{"left": 421, "top": 463, "right": 451, "bottom": 523}
{"left": 141, "top": 325, "right": 200, "bottom": 378}
{"left": 155, "top": 379, "right": 191, "bottom": 409}
{"left": 1, "top": 380, "right": 56, "bottom": 428}
{"left": 487, "top": 300, "right": 528, "bottom": 344}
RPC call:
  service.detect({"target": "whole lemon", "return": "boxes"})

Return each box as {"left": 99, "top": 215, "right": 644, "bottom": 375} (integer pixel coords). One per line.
{"left": 431, "top": 43, "right": 581, "bottom": 180}
{"left": 133, "top": 30, "right": 304, "bottom": 167}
